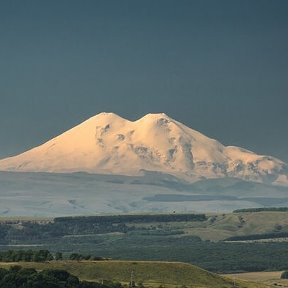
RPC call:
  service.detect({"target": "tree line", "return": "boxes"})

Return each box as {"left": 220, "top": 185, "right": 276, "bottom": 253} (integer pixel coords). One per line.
{"left": 0, "top": 250, "right": 106, "bottom": 263}
{"left": 233, "top": 207, "right": 288, "bottom": 213}
{"left": 224, "top": 231, "right": 288, "bottom": 241}
{"left": 0, "top": 213, "right": 207, "bottom": 244}
{"left": 0, "top": 250, "right": 53, "bottom": 262}
{"left": 0, "top": 265, "right": 122, "bottom": 288}
{"left": 55, "top": 213, "right": 207, "bottom": 224}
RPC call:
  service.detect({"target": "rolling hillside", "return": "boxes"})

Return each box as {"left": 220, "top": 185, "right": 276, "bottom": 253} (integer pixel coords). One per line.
{"left": 0, "top": 260, "right": 268, "bottom": 288}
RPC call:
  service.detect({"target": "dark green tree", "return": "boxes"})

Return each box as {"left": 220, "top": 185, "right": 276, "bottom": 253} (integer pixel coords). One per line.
{"left": 55, "top": 252, "right": 63, "bottom": 261}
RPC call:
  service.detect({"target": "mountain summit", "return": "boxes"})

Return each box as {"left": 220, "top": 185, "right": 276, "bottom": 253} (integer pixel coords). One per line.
{"left": 0, "top": 112, "right": 287, "bottom": 185}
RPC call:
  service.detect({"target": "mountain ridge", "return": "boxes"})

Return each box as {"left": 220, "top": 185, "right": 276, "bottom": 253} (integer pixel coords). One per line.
{"left": 0, "top": 112, "right": 287, "bottom": 186}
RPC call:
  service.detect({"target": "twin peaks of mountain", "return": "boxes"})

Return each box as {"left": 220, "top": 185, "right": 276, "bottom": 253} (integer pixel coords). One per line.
{"left": 0, "top": 112, "right": 287, "bottom": 185}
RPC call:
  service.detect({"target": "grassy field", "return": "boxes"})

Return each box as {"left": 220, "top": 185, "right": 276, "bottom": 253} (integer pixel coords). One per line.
{"left": 224, "top": 271, "right": 288, "bottom": 288}
{"left": 0, "top": 260, "right": 269, "bottom": 288}
{"left": 180, "top": 211, "right": 288, "bottom": 241}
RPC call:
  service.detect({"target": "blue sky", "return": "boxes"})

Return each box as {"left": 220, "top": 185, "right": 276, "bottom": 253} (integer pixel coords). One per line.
{"left": 0, "top": 0, "right": 288, "bottom": 162}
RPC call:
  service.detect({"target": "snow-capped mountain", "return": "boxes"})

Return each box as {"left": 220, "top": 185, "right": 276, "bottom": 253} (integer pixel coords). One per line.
{"left": 0, "top": 112, "right": 287, "bottom": 185}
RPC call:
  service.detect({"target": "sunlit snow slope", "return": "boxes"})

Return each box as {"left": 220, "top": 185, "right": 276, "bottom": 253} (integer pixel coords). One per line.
{"left": 0, "top": 112, "right": 287, "bottom": 185}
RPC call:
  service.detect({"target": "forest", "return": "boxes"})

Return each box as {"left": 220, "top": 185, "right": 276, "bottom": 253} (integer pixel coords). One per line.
{"left": 0, "top": 265, "right": 122, "bottom": 288}
{"left": 1, "top": 213, "right": 288, "bottom": 273}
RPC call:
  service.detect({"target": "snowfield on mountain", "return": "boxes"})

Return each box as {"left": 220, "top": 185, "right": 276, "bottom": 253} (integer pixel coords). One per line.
{"left": 0, "top": 112, "right": 287, "bottom": 186}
